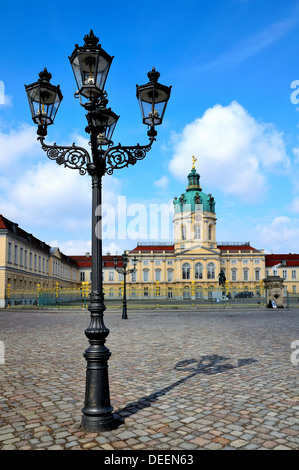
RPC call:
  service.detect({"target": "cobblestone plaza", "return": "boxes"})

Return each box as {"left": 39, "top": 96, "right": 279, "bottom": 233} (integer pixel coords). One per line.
{"left": 0, "top": 307, "right": 298, "bottom": 451}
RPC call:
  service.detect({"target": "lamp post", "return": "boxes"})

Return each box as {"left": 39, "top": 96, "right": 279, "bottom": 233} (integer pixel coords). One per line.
{"left": 25, "top": 30, "right": 171, "bottom": 432}
{"left": 114, "top": 253, "right": 137, "bottom": 319}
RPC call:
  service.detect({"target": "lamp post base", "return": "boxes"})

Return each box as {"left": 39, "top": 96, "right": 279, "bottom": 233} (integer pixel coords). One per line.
{"left": 81, "top": 413, "right": 122, "bottom": 432}
{"left": 122, "top": 300, "right": 128, "bottom": 319}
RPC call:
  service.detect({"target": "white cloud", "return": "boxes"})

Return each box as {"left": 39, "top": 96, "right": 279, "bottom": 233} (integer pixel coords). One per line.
{"left": 254, "top": 216, "right": 299, "bottom": 253}
{"left": 198, "top": 17, "right": 297, "bottom": 72}
{"left": 48, "top": 239, "right": 91, "bottom": 256}
{"left": 0, "top": 126, "right": 123, "bottom": 245}
{"left": 169, "top": 101, "right": 289, "bottom": 202}
{"left": 0, "top": 124, "right": 40, "bottom": 174}
{"left": 154, "top": 175, "right": 169, "bottom": 190}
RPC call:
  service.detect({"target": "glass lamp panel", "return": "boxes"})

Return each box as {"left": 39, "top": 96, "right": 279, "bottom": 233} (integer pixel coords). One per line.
{"left": 71, "top": 50, "right": 112, "bottom": 99}
{"left": 138, "top": 83, "right": 170, "bottom": 126}
{"left": 93, "top": 108, "right": 119, "bottom": 142}
{"left": 26, "top": 81, "right": 62, "bottom": 126}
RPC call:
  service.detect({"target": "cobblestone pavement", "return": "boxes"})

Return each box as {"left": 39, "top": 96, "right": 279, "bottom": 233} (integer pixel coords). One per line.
{"left": 0, "top": 307, "right": 298, "bottom": 451}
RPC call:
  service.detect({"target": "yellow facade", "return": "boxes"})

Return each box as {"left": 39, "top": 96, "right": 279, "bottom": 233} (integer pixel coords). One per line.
{"left": 0, "top": 215, "right": 79, "bottom": 307}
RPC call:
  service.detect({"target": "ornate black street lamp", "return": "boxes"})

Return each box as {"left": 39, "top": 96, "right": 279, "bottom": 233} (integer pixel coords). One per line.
{"left": 114, "top": 253, "right": 137, "bottom": 320}
{"left": 25, "top": 30, "right": 171, "bottom": 433}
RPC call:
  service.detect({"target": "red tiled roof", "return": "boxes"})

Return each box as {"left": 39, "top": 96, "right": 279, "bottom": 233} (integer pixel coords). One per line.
{"left": 69, "top": 255, "right": 124, "bottom": 268}
{"left": 0, "top": 214, "right": 77, "bottom": 265}
{"left": 218, "top": 244, "right": 259, "bottom": 252}
{"left": 0, "top": 214, "right": 51, "bottom": 254}
{"left": 131, "top": 245, "right": 174, "bottom": 252}
{"left": 265, "top": 254, "right": 299, "bottom": 267}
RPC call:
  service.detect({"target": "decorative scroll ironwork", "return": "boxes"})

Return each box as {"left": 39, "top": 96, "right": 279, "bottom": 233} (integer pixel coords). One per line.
{"left": 38, "top": 137, "right": 91, "bottom": 176}
{"left": 38, "top": 137, "right": 154, "bottom": 177}
{"left": 104, "top": 140, "right": 154, "bottom": 175}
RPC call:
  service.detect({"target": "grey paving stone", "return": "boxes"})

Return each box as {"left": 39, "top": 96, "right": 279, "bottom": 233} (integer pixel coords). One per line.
{"left": 0, "top": 308, "right": 298, "bottom": 451}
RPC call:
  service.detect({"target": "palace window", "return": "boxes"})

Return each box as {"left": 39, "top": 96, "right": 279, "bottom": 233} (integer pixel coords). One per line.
{"left": 194, "top": 225, "right": 201, "bottom": 240}
{"left": 208, "top": 224, "right": 213, "bottom": 240}
{"left": 195, "top": 287, "right": 203, "bottom": 299}
{"left": 182, "top": 263, "right": 191, "bottom": 280}
{"left": 282, "top": 270, "right": 287, "bottom": 280}
{"left": 14, "top": 244, "right": 18, "bottom": 265}
{"left": 20, "top": 247, "right": 24, "bottom": 266}
{"left": 143, "top": 269, "right": 149, "bottom": 282}
{"left": 131, "top": 288, "right": 137, "bottom": 297}
{"left": 80, "top": 272, "right": 85, "bottom": 282}
{"left": 155, "top": 269, "right": 161, "bottom": 281}
{"left": 194, "top": 262, "right": 203, "bottom": 279}
{"left": 109, "top": 271, "right": 114, "bottom": 281}
{"left": 207, "top": 262, "right": 215, "bottom": 279}
{"left": 292, "top": 270, "right": 297, "bottom": 280}
{"left": 7, "top": 242, "right": 12, "bottom": 263}
{"left": 231, "top": 269, "right": 237, "bottom": 281}
{"left": 183, "top": 286, "right": 191, "bottom": 299}
{"left": 167, "top": 269, "right": 173, "bottom": 282}
{"left": 181, "top": 225, "right": 186, "bottom": 240}
{"left": 243, "top": 269, "right": 249, "bottom": 281}
{"left": 131, "top": 271, "right": 137, "bottom": 282}
{"left": 255, "top": 269, "right": 260, "bottom": 281}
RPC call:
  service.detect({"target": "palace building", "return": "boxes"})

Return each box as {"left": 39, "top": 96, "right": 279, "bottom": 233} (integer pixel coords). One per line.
{"left": 0, "top": 214, "right": 78, "bottom": 308}
{"left": 1, "top": 160, "right": 299, "bottom": 307}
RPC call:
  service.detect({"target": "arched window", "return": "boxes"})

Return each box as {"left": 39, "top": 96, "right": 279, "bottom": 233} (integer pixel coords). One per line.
{"left": 195, "top": 262, "right": 203, "bottom": 279}
{"left": 195, "top": 286, "right": 203, "bottom": 299}
{"left": 181, "top": 225, "right": 186, "bottom": 240}
{"left": 182, "top": 263, "right": 191, "bottom": 280}
{"left": 207, "top": 262, "right": 215, "bottom": 279}
{"left": 143, "top": 269, "right": 149, "bottom": 282}
{"left": 155, "top": 269, "right": 161, "bottom": 281}
{"left": 183, "top": 286, "right": 191, "bottom": 299}
{"left": 243, "top": 268, "right": 249, "bottom": 281}
{"left": 194, "top": 225, "right": 201, "bottom": 240}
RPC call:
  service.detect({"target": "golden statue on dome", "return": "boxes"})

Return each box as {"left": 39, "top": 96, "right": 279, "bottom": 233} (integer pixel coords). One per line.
{"left": 192, "top": 155, "right": 197, "bottom": 169}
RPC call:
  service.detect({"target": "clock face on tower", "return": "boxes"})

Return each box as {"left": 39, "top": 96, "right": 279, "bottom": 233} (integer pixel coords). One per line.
{"left": 195, "top": 214, "right": 202, "bottom": 221}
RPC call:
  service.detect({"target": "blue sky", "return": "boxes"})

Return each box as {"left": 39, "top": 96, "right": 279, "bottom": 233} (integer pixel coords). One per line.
{"left": 1, "top": 0, "right": 299, "bottom": 255}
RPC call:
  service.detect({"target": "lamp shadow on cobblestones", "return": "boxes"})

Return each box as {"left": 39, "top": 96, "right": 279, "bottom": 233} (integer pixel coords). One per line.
{"left": 115, "top": 354, "right": 257, "bottom": 423}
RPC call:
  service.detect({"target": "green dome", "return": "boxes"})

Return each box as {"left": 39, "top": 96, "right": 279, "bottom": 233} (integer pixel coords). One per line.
{"left": 173, "top": 167, "right": 215, "bottom": 214}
